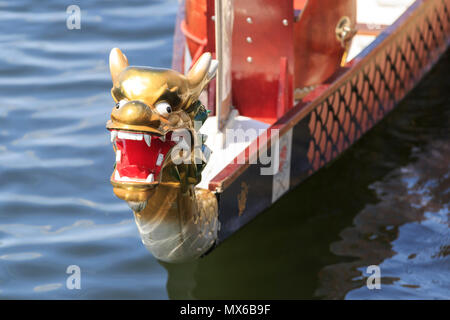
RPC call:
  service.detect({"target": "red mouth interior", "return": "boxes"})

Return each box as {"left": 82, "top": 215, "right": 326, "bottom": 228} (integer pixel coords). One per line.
{"left": 113, "top": 131, "right": 175, "bottom": 182}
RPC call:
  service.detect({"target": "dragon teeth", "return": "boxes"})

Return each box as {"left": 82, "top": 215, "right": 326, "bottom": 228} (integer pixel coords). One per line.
{"left": 110, "top": 131, "right": 118, "bottom": 143}
{"left": 114, "top": 170, "right": 155, "bottom": 183}
{"left": 117, "top": 131, "right": 143, "bottom": 140}
{"left": 144, "top": 134, "right": 151, "bottom": 147}
{"left": 116, "top": 150, "right": 121, "bottom": 162}
{"left": 158, "top": 135, "right": 166, "bottom": 142}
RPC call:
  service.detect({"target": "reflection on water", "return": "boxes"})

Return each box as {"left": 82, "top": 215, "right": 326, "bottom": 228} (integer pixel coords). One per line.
{"left": 0, "top": 0, "right": 178, "bottom": 299}
{"left": 0, "top": 0, "right": 448, "bottom": 299}
{"left": 318, "top": 140, "right": 449, "bottom": 299}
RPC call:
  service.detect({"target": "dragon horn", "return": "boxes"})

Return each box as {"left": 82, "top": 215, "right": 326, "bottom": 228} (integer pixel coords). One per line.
{"left": 109, "top": 48, "right": 129, "bottom": 87}
{"left": 187, "top": 52, "right": 218, "bottom": 91}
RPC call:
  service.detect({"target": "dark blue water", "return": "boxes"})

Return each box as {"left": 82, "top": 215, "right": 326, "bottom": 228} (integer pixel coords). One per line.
{"left": 0, "top": 0, "right": 448, "bottom": 299}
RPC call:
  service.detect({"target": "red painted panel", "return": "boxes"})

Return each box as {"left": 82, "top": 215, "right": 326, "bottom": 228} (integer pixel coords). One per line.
{"left": 206, "top": 0, "right": 217, "bottom": 113}
{"left": 231, "top": 0, "right": 294, "bottom": 122}
{"left": 185, "top": 0, "right": 208, "bottom": 60}
{"left": 293, "top": 0, "right": 356, "bottom": 89}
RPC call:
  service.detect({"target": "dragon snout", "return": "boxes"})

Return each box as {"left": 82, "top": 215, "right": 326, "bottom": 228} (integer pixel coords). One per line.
{"left": 111, "top": 100, "right": 161, "bottom": 130}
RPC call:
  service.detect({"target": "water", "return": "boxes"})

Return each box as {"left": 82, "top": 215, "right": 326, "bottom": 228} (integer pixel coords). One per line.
{"left": 0, "top": 0, "right": 448, "bottom": 299}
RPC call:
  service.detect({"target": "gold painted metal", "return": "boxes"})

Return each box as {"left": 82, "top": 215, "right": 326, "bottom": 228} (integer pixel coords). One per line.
{"left": 335, "top": 16, "right": 356, "bottom": 66}
{"left": 107, "top": 48, "right": 219, "bottom": 263}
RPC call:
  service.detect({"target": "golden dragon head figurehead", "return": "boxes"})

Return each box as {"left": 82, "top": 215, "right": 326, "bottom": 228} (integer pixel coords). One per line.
{"left": 106, "top": 48, "right": 217, "bottom": 211}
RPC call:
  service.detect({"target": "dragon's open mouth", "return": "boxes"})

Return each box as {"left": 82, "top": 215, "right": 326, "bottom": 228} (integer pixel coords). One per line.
{"left": 110, "top": 130, "right": 176, "bottom": 184}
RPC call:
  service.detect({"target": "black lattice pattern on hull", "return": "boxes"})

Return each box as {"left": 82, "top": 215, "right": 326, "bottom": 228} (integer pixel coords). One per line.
{"left": 306, "top": 0, "right": 449, "bottom": 173}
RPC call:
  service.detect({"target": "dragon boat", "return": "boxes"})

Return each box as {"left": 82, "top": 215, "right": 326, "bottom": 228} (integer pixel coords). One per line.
{"left": 106, "top": 0, "right": 449, "bottom": 262}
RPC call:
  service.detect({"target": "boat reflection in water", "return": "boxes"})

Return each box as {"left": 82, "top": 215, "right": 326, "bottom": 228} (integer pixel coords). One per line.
{"left": 316, "top": 139, "right": 449, "bottom": 299}
{"left": 161, "top": 56, "right": 449, "bottom": 299}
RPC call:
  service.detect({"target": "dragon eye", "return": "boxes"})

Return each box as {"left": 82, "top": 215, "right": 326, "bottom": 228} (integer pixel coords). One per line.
{"left": 155, "top": 101, "right": 172, "bottom": 117}
{"left": 115, "top": 99, "right": 128, "bottom": 109}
